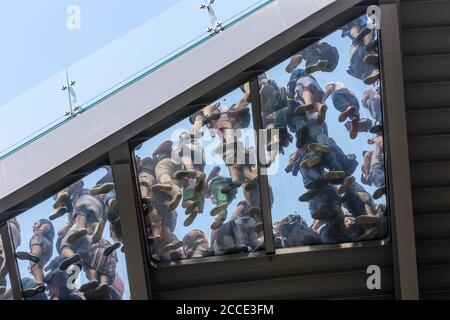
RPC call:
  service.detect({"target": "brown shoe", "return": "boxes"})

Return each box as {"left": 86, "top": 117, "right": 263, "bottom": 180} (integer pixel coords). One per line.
{"left": 49, "top": 206, "right": 67, "bottom": 221}
{"left": 67, "top": 228, "right": 88, "bottom": 244}
{"left": 90, "top": 182, "right": 115, "bottom": 196}
{"left": 324, "top": 171, "right": 347, "bottom": 181}
{"left": 349, "top": 117, "right": 359, "bottom": 140}
{"left": 184, "top": 210, "right": 199, "bottom": 227}
{"left": 168, "top": 192, "right": 182, "bottom": 211}
{"left": 92, "top": 220, "right": 105, "bottom": 244}
{"left": 194, "top": 172, "right": 206, "bottom": 193}
{"left": 151, "top": 183, "right": 172, "bottom": 194}
{"left": 300, "top": 156, "right": 321, "bottom": 169}
{"left": 161, "top": 240, "right": 184, "bottom": 254}
{"left": 185, "top": 200, "right": 200, "bottom": 216}
{"left": 307, "top": 143, "right": 330, "bottom": 153}
{"left": 363, "top": 69, "right": 380, "bottom": 85}
{"left": 338, "top": 176, "right": 356, "bottom": 194}
{"left": 355, "top": 215, "right": 380, "bottom": 225}
{"left": 294, "top": 104, "right": 314, "bottom": 114}
{"left": 226, "top": 107, "right": 250, "bottom": 118}
{"left": 53, "top": 191, "right": 69, "bottom": 209}
{"left": 338, "top": 106, "right": 356, "bottom": 122}
{"left": 305, "top": 60, "right": 330, "bottom": 74}
{"left": 373, "top": 186, "right": 386, "bottom": 200}
{"left": 173, "top": 170, "right": 199, "bottom": 180}
{"left": 298, "top": 189, "right": 321, "bottom": 202}
{"left": 285, "top": 54, "right": 303, "bottom": 73}
{"left": 210, "top": 203, "right": 228, "bottom": 216}
{"left": 211, "top": 216, "right": 226, "bottom": 230}
{"left": 317, "top": 104, "right": 328, "bottom": 125}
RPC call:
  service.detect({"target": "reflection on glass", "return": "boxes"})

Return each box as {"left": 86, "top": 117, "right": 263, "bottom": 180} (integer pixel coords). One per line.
{"left": 0, "top": 219, "right": 21, "bottom": 300}
{"left": 261, "top": 15, "right": 388, "bottom": 249}
{"left": 11, "top": 167, "right": 129, "bottom": 300}
{"left": 134, "top": 85, "right": 265, "bottom": 262}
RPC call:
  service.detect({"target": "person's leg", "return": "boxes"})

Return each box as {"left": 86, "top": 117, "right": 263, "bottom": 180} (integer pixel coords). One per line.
{"left": 29, "top": 245, "right": 44, "bottom": 285}
{"left": 342, "top": 191, "right": 366, "bottom": 218}
{"left": 153, "top": 159, "right": 175, "bottom": 192}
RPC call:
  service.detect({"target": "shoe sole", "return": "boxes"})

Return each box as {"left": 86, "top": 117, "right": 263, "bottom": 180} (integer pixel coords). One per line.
{"left": 338, "top": 106, "right": 356, "bottom": 123}
{"left": 294, "top": 104, "right": 314, "bottom": 114}
{"left": 92, "top": 220, "right": 105, "bottom": 244}
{"left": 16, "top": 252, "right": 40, "bottom": 264}
{"left": 300, "top": 156, "right": 321, "bottom": 169}
{"left": 53, "top": 193, "right": 69, "bottom": 209}
{"left": 59, "top": 254, "right": 81, "bottom": 271}
{"left": 305, "top": 60, "right": 329, "bottom": 74}
{"left": 168, "top": 193, "right": 182, "bottom": 211}
{"left": 103, "top": 243, "right": 121, "bottom": 257}
{"left": 308, "top": 143, "right": 330, "bottom": 153}
{"left": 364, "top": 71, "right": 380, "bottom": 85}
{"left": 49, "top": 207, "right": 67, "bottom": 221}
{"left": 184, "top": 211, "right": 198, "bottom": 227}
{"left": 355, "top": 215, "right": 380, "bottom": 225}
{"left": 67, "top": 229, "right": 88, "bottom": 245}
{"left": 317, "top": 104, "right": 327, "bottom": 125}
{"left": 151, "top": 184, "right": 172, "bottom": 193}
{"left": 90, "top": 183, "right": 114, "bottom": 196}
{"left": 210, "top": 203, "right": 228, "bottom": 216}
{"left": 285, "top": 54, "right": 303, "bottom": 73}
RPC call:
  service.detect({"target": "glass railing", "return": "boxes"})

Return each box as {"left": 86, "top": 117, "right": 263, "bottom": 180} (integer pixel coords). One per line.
{"left": 0, "top": 0, "right": 273, "bottom": 161}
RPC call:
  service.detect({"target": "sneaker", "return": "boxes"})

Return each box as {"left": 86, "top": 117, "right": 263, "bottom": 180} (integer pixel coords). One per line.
{"left": 22, "top": 283, "right": 46, "bottom": 298}
{"left": 363, "top": 69, "right": 380, "bottom": 85}
{"left": 300, "top": 156, "right": 321, "bottom": 169}
{"left": 285, "top": 54, "right": 303, "bottom": 73}
{"left": 103, "top": 242, "right": 122, "bottom": 257}
{"left": 254, "top": 222, "right": 264, "bottom": 234}
{"left": 324, "top": 171, "right": 347, "bottom": 181}
{"left": 185, "top": 200, "right": 200, "bottom": 216}
{"left": 338, "top": 106, "right": 356, "bottom": 122}
{"left": 349, "top": 117, "right": 359, "bottom": 139}
{"left": 194, "top": 172, "right": 206, "bottom": 193}
{"left": 53, "top": 191, "right": 69, "bottom": 209}
{"left": 210, "top": 203, "right": 228, "bottom": 216}
{"left": 226, "top": 107, "right": 250, "bottom": 118}
{"left": 49, "top": 206, "right": 67, "bottom": 221}
{"left": 59, "top": 253, "right": 82, "bottom": 271}
{"left": 87, "top": 282, "right": 109, "bottom": 300}
{"left": 305, "top": 60, "right": 329, "bottom": 74}
{"left": 317, "top": 104, "right": 328, "bottom": 125}
{"left": 373, "top": 186, "right": 386, "bottom": 200}
{"left": 249, "top": 207, "right": 262, "bottom": 217}
{"left": 202, "top": 112, "right": 221, "bottom": 126}
{"left": 363, "top": 53, "right": 379, "bottom": 65}
{"left": 305, "top": 177, "right": 328, "bottom": 191}
{"left": 298, "top": 189, "right": 320, "bottom": 202}
{"left": 355, "top": 215, "right": 380, "bottom": 225}
{"left": 173, "top": 170, "right": 199, "bottom": 180}
{"left": 211, "top": 216, "right": 226, "bottom": 230}
{"left": 370, "top": 124, "right": 383, "bottom": 134}
{"left": 294, "top": 104, "right": 314, "bottom": 114}
{"left": 168, "top": 192, "right": 182, "bottom": 211}
{"left": 67, "top": 228, "right": 88, "bottom": 244}
{"left": 151, "top": 183, "right": 172, "bottom": 194}
{"left": 338, "top": 176, "right": 356, "bottom": 194}
{"left": 184, "top": 210, "right": 198, "bottom": 227}
{"left": 357, "top": 227, "right": 379, "bottom": 241}
{"left": 80, "top": 280, "right": 99, "bottom": 293}
{"left": 244, "top": 177, "right": 258, "bottom": 192}
{"left": 307, "top": 143, "right": 330, "bottom": 153}
{"left": 92, "top": 220, "right": 105, "bottom": 244}
{"left": 16, "top": 251, "right": 40, "bottom": 264}
{"left": 161, "top": 240, "right": 183, "bottom": 254}
{"left": 90, "top": 182, "right": 115, "bottom": 196}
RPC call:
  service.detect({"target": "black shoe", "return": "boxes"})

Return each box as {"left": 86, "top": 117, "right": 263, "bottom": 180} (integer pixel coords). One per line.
{"left": 16, "top": 251, "right": 40, "bottom": 264}
{"left": 80, "top": 280, "right": 99, "bottom": 293}
{"left": 86, "top": 282, "right": 110, "bottom": 300}
{"left": 49, "top": 206, "right": 67, "bottom": 221}
{"left": 22, "top": 283, "right": 46, "bottom": 298}
{"left": 59, "top": 253, "right": 82, "bottom": 271}
{"left": 103, "top": 242, "right": 122, "bottom": 257}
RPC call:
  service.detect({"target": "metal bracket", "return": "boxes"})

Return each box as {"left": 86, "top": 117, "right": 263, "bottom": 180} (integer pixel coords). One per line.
{"left": 201, "top": 0, "right": 223, "bottom": 33}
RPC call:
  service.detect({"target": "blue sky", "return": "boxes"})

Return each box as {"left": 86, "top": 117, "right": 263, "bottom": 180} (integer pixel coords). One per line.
{"left": 0, "top": 0, "right": 270, "bottom": 157}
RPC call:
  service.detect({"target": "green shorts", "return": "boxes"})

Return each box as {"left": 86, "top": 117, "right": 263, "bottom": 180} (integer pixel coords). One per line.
{"left": 183, "top": 187, "right": 205, "bottom": 213}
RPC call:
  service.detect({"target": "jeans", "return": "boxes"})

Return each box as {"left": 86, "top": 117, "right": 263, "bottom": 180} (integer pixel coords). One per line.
{"left": 301, "top": 42, "right": 339, "bottom": 72}
{"left": 300, "top": 152, "right": 325, "bottom": 189}
{"left": 365, "top": 93, "right": 382, "bottom": 123}
{"left": 348, "top": 44, "right": 377, "bottom": 80}
{"left": 332, "top": 88, "right": 360, "bottom": 118}
{"left": 309, "top": 185, "right": 342, "bottom": 220}
{"left": 371, "top": 162, "right": 385, "bottom": 188}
